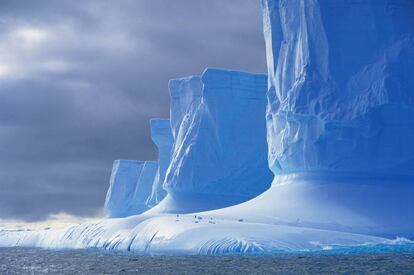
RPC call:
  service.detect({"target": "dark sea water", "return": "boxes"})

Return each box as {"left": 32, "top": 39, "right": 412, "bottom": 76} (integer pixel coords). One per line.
{"left": 1, "top": 247, "right": 414, "bottom": 274}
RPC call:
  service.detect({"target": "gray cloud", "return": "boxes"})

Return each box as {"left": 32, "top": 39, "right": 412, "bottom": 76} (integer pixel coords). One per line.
{"left": 0, "top": 0, "right": 266, "bottom": 221}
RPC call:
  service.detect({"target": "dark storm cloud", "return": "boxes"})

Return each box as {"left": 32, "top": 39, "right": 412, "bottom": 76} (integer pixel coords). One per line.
{"left": 0, "top": 0, "right": 266, "bottom": 221}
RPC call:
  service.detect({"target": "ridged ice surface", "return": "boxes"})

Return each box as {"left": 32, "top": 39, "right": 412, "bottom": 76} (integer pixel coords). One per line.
{"left": 0, "top": 213, "right": 403, "bottom": 255}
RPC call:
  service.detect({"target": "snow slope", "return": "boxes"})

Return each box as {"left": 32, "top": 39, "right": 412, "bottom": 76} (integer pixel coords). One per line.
{"left": 0, "top": 213, "right": 393, "bottom": 255}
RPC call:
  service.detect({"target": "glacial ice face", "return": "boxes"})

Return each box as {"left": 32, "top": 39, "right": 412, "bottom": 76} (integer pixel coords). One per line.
{"left": 105, "top": 119, "right": 173, "bottom": 216}
{"left": 104, "top": 160, "right": 157, "bottom": 218}
{"left": 262, "top": 0, "right": 414, "bottom": 175}
{"left": 155, "top": 68, "right": 273, "bottom": 213}
{"left": 146, "top": 119, "right": 174, "bottom": 207}
{"left": 169, "top": 75, "right": 202, "bottom": 140}
{"left": 133, "top": 161, "right": 158, "bottom": 209}
{"left": 257, "top": 0, "right": 414, "bottom": 237}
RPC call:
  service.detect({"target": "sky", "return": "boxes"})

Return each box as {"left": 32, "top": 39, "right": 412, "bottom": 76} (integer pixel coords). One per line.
{"left": 0, "top": 0, "right": 266, "bottom": 224}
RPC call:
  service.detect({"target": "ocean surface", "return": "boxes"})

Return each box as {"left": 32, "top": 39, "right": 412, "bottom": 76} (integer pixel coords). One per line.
{"left": 1, "top": 247, "right": 414, "bottom": 274}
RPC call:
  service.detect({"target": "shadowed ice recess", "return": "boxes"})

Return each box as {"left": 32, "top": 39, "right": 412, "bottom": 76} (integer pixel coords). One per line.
{"left": 1, "top": 0, "right": 413, "bottom": 255}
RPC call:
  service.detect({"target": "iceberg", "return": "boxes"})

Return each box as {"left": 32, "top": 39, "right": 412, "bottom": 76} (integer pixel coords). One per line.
{"left": 260, "top": 0, "right": 414, "bottom": 236}
{"left": 1, "top": 0, "right": 413, "bottom": 255}
{"left": 262, "top": 0, "right": 414, "bottom": 175}
{"left": 104, "top": 160, "right": 157, "bottom": 218}
{"left": 104, "top": 160, "right": 141, "bottom": 218}
{"left": 104, "top": 118, "right": 173, "bottom": 218}
{"left": 152, "top": 68, "right": 273, "bottom": 213}
{"left": 104, "top": 118, "right": 175, "bottom": 217}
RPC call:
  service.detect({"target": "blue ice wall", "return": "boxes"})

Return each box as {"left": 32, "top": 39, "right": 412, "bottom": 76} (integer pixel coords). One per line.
{"left": 132, "top": 161, "right": 158, "bottom": 210}
{"left": 105, "top": 119, "right": 173, "bottom": 217}
{"left": 104, "top": 160, "right": 157, "bottom": 218}
{"left": 262, "top": 0, "right": 414, "bottom": 176}
{"left": 157, "top": 68, "right": 273, "bottom": 213}
{"left": 146, "top": 119, "right": 174, "bottom": 207}
{"left": 261, "top": 0, "right": 414, "bottom": 236}
{"left": 169, "top": 76, "right": 202, "bottom": 140}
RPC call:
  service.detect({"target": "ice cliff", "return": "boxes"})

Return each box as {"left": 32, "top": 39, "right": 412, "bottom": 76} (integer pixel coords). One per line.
{"left": 261, "top": 0, "right": 414, "bottom": 236}
{"left": 105, "top": 160, "right": 157, "bottom": 217}
{"left": 106, "top": 69, "right": 273, "bottom": 215}
{"left": 153, "top": 69, "right": 273, "bottom": 213}
{"left": 262, "top": 0, "right": 414, "bottom": 175}
{"left": 104, "top": 119, "right": 173, "bottom": 218}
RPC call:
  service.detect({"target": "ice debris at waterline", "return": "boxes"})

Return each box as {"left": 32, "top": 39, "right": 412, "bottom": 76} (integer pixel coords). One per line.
{"left": 0, "top": 0, "right": 413, "bottom": 255}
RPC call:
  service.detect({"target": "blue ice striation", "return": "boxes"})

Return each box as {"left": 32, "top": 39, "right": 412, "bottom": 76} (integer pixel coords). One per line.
{"left": 1, "top": 0, "right": 413, "bottom": 255}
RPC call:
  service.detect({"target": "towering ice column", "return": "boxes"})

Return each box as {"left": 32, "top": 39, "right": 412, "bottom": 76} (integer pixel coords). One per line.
{"left": 262, "top": 0, "right": 414, "bottom": 175}
{"left": 104, "top": 160, "right": 157, "bottom": 218}
{"left": 152, "top": 68, "right": 273, "bottom": 213}
{"left": 261, "top": 0, "right": 414, "bottom": 236}
{"left": 146, "top": 119, "right": 174, "bottom": 207}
